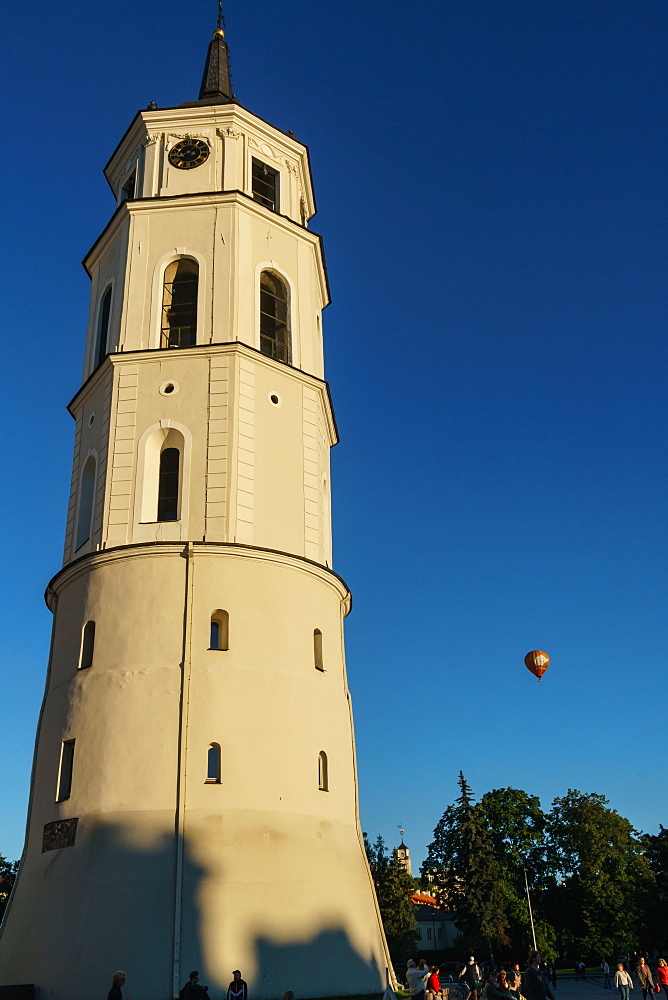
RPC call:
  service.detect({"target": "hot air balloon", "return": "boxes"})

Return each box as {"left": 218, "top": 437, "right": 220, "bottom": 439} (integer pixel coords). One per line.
{"left": 525, "top": 650, "right": 550, "bottom": 681}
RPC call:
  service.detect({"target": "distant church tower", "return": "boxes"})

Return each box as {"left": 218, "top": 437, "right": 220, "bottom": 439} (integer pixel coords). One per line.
{"left": 0, "top": 27, "right": 391, "bottom": 1000}
{"left": 394, "top": 829, "right": 412, "bottom": 876}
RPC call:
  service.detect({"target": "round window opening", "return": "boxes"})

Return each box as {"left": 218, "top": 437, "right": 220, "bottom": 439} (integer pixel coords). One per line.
{"left": 270, "top": 393, "right": 280, "bottom": 406}
{"left": 88, "top": 412, "right": 96, "bottom": 428}
{"left": 160, "top": 381, "right": 179, "bottom": 396}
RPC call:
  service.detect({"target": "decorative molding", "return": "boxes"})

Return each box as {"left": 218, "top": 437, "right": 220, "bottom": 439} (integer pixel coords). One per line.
{"left": 144, "top": 133, "right": 163, "bottom": 146}
{"left": 248, "top": 136, "right": 277, "bottom": 160}
{"left": 217, "top": 127, "right": 241, "bottom": 140}
{"left": 285, "top": 160, "right": 299, "bottom": 176}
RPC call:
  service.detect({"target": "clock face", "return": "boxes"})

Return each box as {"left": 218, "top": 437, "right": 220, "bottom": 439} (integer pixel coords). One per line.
{"left": 168, "top": 138, "right": 210, "bottom": 170}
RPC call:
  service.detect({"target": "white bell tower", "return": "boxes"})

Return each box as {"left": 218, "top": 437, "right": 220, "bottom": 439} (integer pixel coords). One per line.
{"left": 0, "top": 27, "right": 391, "bottom": 1000}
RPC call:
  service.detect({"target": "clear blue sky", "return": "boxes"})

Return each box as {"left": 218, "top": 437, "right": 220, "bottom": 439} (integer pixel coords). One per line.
{"left": 2, "top": 1, "right": 667, "bottom": 871}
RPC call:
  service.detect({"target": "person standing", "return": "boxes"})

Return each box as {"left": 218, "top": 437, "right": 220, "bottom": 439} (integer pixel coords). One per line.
{"left": 655, "top": 959, "right": 668, "bottom": 1000}
{"left": 227, "top": 970, "right": 248, "bottom": 1000}
{"left": 427, "top": 966, "right": 442, "bottom": 999}
{"left": 108, "top": 971, "right": 129, "bottom": 1000}
{"left": 180, "top": 971, "right": 209, "bottom": 998}
{"left": 407, "top": 959, "right": 430, "bottom": 1000}
{"left": 636, "top": 958, "right": 654, "bottom": 1000}
{"left": 524, "top": 951, "right": 555, "bottom": 1000}
{"left": 615, "top": 963, "right": 633, "bottom": 1000}
{"left": 461, "top": 957, "right": 482, "bottom": 1000}
{"left": 601, "top": 961, "right": 611, "bottom": 990}
{"left": 507, "top": 965, "right": 522, "bottom": 998}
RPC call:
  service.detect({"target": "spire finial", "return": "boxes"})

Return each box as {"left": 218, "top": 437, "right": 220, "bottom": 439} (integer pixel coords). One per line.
{"left": 194, "top": 7, "right": 233, "bottom": 103}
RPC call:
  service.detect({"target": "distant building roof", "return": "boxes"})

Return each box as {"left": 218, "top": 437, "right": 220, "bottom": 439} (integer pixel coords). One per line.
{"left": 411, "top": 893, "right": 456, "bottom": 921}
{"left": 411, "top": 892, "right": 438, "bottom": 906}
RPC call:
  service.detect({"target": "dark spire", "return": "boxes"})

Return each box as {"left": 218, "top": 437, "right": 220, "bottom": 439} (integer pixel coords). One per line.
{"left": 198, "top": 28, "right": 233, "bottom": 102}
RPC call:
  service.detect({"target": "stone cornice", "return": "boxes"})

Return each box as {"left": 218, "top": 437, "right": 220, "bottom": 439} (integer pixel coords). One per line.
{"left": 82, "top": 190, "right": 330, "bottom": 306}
{"left": 46, "top": 541, "right": 351, "bottom": 614}
{"left": 67, "top": 341, "right": 339, "bottom": 447}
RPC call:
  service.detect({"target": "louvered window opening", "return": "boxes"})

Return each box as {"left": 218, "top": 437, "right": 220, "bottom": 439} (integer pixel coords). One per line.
{"left": 260, "top": 272, "right": 289, "bottom": 363}
{"left": 161, "top": 260, "right": 198, "bottom": 348}
{"left": 252, "top": 158, "right": 279, "bottom": 211}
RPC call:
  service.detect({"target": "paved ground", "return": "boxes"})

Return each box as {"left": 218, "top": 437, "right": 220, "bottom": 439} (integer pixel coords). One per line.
{"left": 552, "top": 977, "right": 613, "bottom": 1000}
{"left": 435, "top": 976, "right": 619, "bottom": 1000}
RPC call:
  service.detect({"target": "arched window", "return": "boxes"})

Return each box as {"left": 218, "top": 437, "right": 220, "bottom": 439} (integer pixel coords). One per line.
{"left": 95, "top": 287, "right": 112, "bottom": 369}
{"left": 318, "top": 751, "right": 328, "bottom": 792}
{"left": 137, "top": 425, "right": 188, "bottom": 527}
{"left": 157, "top": 447, "right": 180, "bottom": 521}
{"left": 80, "top": 621, "right": 96, "bottom": 670}
{"left": 313, "top": 628, "right": 324, "bottom": 671}
{"left": 206, "top": 743, "right": 221, "bottom": 783}
{"left": 210, "top": 610, "right": 229, "bottom": 651}
{"left": 161, "top": 258, "right": 198, "bottom": 348}
{"left": 75, "top": 455, "right": 96, "bottom": 550}
{"left": 260, "top": 271, "right": 290, "bottom": 363}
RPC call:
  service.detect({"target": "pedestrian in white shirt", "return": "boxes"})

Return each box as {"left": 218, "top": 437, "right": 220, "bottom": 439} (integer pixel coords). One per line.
{"left": 407, "top": 960, "right": 430, "bottom": 1000}
{"left": 615, "top": 963, "right": 633, "bottom": 1000}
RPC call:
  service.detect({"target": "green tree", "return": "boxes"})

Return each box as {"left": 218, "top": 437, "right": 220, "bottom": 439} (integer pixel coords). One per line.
{"left": 641, "top": 825, "right": 668, "bottom": 951}
{"left": 546, "top": 790, "right": 653, "bottom": 958}
{"left": 477, "top": 788, "right": 557, "bottom": 961}
{"left": 0, "top": 855, "right": 18, "bottom": 921}
{"left": 364, "top": 833, "right": 418, "bottom": 959}
{"left": 424, "top": 773, "right": 510, "bottom": 954}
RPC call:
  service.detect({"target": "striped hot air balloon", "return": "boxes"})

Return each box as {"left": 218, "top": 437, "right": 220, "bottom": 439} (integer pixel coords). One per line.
{"left": 525, "top": 650, "right": 550, "bottom": 681}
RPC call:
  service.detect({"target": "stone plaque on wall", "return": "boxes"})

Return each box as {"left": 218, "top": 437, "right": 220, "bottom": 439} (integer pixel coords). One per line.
{"left": 42, "top": 818, "right": 78, "bottom": 852}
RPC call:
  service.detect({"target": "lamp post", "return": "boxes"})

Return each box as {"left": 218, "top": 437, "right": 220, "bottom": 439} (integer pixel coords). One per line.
{"left": 523, "top": 867, "right": 538, "bottom": 952}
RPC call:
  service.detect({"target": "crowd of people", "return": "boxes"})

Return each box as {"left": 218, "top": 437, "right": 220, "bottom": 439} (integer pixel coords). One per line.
{"left": 107, "top": 953, "right": 668, "bottom": 1000}
{"left": 404, "top": 951, "right": 668, "bottom": 1000}
{"left": 405, "top": 951, "right": 556, "bottom": 1000}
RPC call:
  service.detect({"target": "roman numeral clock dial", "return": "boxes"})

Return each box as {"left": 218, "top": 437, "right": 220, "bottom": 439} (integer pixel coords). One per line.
{"left": 168, "top": 137, "right": 210, "bottom": 169}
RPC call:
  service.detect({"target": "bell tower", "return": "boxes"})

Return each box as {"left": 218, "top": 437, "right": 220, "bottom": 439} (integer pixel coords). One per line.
{"left": 0, "top": 26, "right": 391, "bottom": 1000}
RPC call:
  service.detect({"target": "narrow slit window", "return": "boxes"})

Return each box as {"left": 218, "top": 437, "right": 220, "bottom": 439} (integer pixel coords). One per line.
{"left": 75, "top": 455, "right": 96, "bottom": 550}
{"left": 121, "top": 172, "right": 136, "bottom": 202}
{"left": 260, "top": 271, "right": 290, "bottom": 364}
{"left": 57, "top": 740, "right": 75, "bottom": 802}
{"left": 157, "top": 447, "right": 180, "bottom": 521}
{"left": 80, "top": 621, "right": 96, "bottom": 670}
{"left": 314, "top": 629, "right": 324, "bottom": 671}
{"left": 206, "top": 743, "right": 221, "bottom": 783}
{"left": 252, "top": 158, "right": 279, "bottom": 211}
{"left": 210, "top": 610, "right": 229, "bottom": 650}
{"left": 161, "top": 258, "right": 198, "bottom": 349}
{"left": 318, "top": 750, "right": 328, "bottom": 792}
{"left": 95, "top": 287, "right": 112, "bottom": 368}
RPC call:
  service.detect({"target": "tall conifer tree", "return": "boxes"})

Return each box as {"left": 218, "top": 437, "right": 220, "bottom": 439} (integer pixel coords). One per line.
{"left": 364, "top": 834, "right": 418, "bottom": 958}
{"left": 424, "top": 773, "right": 509, "bottom": 953}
